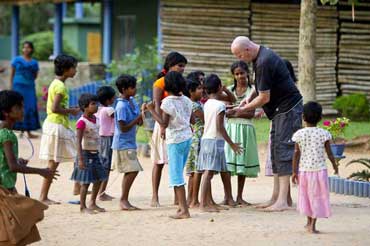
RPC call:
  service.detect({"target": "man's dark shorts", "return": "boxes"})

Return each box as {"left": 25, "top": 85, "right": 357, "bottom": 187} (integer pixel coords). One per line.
{"left": 270, "top": 102, "right": 303, "bottom": 176}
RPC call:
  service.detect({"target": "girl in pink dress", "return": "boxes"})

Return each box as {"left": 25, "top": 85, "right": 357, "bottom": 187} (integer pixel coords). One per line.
{"left": 292, "top": 101, "right": 338, "bottom": 234}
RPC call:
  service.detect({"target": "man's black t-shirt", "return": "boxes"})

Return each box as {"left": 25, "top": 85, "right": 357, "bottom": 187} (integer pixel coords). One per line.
{"left": 253, "top": 46, "right": 302, "bottom": 120}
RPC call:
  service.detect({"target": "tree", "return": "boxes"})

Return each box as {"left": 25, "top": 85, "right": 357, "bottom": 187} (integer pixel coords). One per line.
{"left": 298, "top": 0, "right": 317, "bottom": 102}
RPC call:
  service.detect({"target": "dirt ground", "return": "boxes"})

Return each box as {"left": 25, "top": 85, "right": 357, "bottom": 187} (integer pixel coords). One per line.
{"left": 15, "top": 136, "right": 370, "bottom": 246}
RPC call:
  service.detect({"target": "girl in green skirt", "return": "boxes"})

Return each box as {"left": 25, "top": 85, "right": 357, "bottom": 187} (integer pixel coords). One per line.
{"left": 225, "top": 61, "right": 260, "bottom": 206}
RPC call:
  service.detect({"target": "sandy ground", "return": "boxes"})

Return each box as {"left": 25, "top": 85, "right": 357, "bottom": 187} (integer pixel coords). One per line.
{"left": 14, "top": 135, "right": 370, "bottom": 246}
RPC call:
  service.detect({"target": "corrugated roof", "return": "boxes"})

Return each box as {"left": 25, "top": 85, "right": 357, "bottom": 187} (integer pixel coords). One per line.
{"left": 0, "top": 0, "right": 97, "bottom": 5}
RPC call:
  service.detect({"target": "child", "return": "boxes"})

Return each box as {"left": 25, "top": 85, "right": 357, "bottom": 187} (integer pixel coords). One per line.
{"left": 112, "top": 75, "right": 143, "bottom": 211}
{"left": 184, "top": 79, "right": 204, "bottom": 208}
{"left": 96, "top": 86, "right": 116, "bottom": 201}
{"left": 151, "top": 51, "right": 187, "bottom": 207}
{"left": 187, "top": 71, "right": 207, "bottom": 105}
{"left": 197, "top": 74, "right": 242, "bottom": 213}
{"left": 71, "top": 93, "right": 107, "bottom": 214}
{"left": 39, "top": 54, "right": 80, "bottom": 205}
{"left": 145, "top": 71, "right": 193, "bottom": 219}
{"left": 225, "top": 61, "right": 260, "bottom": 206}
{"left": 0, "top": 90, "right": 57, "bottom": 245}
{"left": 292, "top": 101, "right": 338, "bottom": 234}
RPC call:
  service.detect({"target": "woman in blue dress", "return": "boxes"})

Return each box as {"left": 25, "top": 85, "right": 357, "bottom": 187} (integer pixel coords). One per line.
{"left": 9, "top": 41, "right": 41, "bottom": 138}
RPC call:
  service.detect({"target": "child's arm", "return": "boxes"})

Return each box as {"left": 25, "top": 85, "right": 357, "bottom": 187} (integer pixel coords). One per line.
{"left": 226, "top": 107, "right": 255, "bottom": 119}
{"left": 216, "top": 111, "right": 242, "bottom": 154}
{"left": 52, "top": 94, "right": 80, "bottom": 116}
{"left": 118, "top": 115, "right": 142, "bottom": 133}
{"left": 145, "top": 102, "right": 170, "bottom": 128}
{"left": 76, "top": 127, "right": 86, "bottom": 170}
{"left": 325, "top": 140, "right": 339, "bottom": 175}
{"left": 216, "top": 86, "right": 237, "bottom": 103}
{"left": 193, "top": 109, "right": 204, "bottom": 124}
{"left": 3, "top": 141, "right": 57, "bottom": 179}
{"left": 292, "top": 143, "right": 301, "bottom": 184}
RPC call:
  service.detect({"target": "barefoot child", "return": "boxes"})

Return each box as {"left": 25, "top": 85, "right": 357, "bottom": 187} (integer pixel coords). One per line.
{"left": 112, "top": 75, "right": 143, "bottom": 211}
{"left": 292, "top": 101, "right": 338, "bottom": 233}
{"left": 39, "top": 54, "right": 80, "bottom": 205}
{"left": 225, "top": 61, "right": 259, "bottom": 206}
{"left": 71, "top": 94, "right": 107, "bottom": 214}
{"left": 145, "top": 71, "right": 193, "bottom": 219}
{"left": 96, "top": 86, "right": 116, "bottom": 201}
{"left": 183, "top": 79, "right": 204, "bottom": 208}
{"left": 0, "top": 90, "right": 57, "bottom": 245}
{"left": 197, "top": 74, "right": 242, "bottom": 213}
{"left": 151, "top": 51, "right": 187, "bottom": 207}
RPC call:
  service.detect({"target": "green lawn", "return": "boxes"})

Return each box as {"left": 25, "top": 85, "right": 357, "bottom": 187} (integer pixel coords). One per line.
{"left": 136, "top": 118, "right": 370, "bottom": 144}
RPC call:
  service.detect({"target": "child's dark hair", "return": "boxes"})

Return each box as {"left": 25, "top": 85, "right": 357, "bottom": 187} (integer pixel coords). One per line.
{"left": 54, "top": 54, "right": 78, "bottom": 76}
{"left": 115, "top": 74, "right": 137, "bottom": 94}
{"left": 184, "top": 79, "right": 200, "bottom": 98}
{"left": 157, "top": 52, "right": 187, "bottom": 79}
{"left": 23, "top": 41, "right": 34, "bottom": 55}
{"left": 204, "top": 74, "right": 221, "bottom": 94}
{"left": 230, "top": 61, "right": 251, "bottom": 91}
{"left": 284, "top": 59, "right": 297, "bottom": 83}
{"left": 97, "top": 86, "right": 116, "bottom": 105}
{"left": 164, "top": 71, "right": 186, "bottom": 96}
{"left": 303, "top": 101, "right": 322, "bottom": 125}
{"left": 186, "top": 70, "right": 205, "bottom": 84}
{"left": 78, "top": 93, "right": 98, "bottom": 112}
{"left": 0, "top": 90, "right": 23, "bottom": 120}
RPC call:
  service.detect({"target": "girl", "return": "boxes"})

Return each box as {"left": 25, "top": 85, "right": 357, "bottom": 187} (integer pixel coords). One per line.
{"left": 184, "top": 79, "right": 204, "bottom": 208}
{"left": 9, "top": 41, "right": 40, "bottom": 138}
{"left": 39, "top": 54, "right": 80, "bottom": 205}
{"left": 0, "top": 90, "right": 56, "bottom": 245}
{"left": 151, "top": 51, "right": 187, "bottom": 207}
{"left": 96, "top": 86, "right": 116, "bottom": 201}
{"left": 145, "top": 71, "right": 193, "bottom": 219}
{"left": 186, "top": 71, "right": 207, "bottom": 104}
{"left": 197, "top": 74, "right": 242, "bottom": 213}
{"left": 225, "top": 61, "right": 260, "bottom": 206}
{"left": 292, "top": 101, "right": 338, "bottom": 234}
{"left": 71, "top": 93, "right": 107, "bottom": 214}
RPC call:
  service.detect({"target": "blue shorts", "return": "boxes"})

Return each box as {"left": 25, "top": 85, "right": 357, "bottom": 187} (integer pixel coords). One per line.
{"left": 167, "top": 139, "right": 192, "bottom": 187}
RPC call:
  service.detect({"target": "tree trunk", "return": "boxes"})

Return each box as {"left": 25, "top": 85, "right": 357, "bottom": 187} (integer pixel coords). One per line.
{"left": 298, "top": 0, "right": 317, "bottom": 102}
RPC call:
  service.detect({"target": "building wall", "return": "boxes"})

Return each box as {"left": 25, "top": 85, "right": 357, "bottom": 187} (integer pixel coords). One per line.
{"left": 112, "top": 0, "right": 158, "bottom": 60}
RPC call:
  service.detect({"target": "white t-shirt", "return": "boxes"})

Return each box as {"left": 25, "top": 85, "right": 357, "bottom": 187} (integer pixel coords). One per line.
{"left": 202, "top": 99, "right": 226, "bottom": 140}
{"left": 161, "top": 95, "right": 193, "bottom": 144}
{"left": 292, "top": 127, "right": 332, "bottom": 172}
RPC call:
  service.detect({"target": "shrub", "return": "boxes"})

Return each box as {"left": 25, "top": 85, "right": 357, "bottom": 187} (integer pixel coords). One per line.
{"left": 333, "top": 94, "right": 370, "bottom": 121}
{"left": 21, "top": 31, "right": 82, "bottom": 61}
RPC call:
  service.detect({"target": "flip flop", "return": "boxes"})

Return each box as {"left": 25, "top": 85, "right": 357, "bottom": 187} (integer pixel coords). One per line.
{"left": 68, "top": 200, "right": 80, "bottom": 205}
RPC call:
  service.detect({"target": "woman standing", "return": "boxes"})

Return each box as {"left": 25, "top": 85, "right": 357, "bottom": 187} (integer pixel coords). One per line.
{"left": 9, "top": 41, "right": 41, "bottom": 138}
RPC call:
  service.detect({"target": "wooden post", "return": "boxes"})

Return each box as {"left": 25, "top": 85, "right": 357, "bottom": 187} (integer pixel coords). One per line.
{"left": 298, "top": 0, "right": 317, "bottom": 102}
{"left": 11, "top": 5, "right": 19, "bottom": 59}
{"left": 53, "top": 3, "right": 63, "bottom": 58}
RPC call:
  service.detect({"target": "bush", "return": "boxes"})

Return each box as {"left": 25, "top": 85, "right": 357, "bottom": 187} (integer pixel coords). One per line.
{"left": 21, "top": 31, "right": 82, "bottom": 61}
{"left": 333, "top": 94, "right": 370, "bottom": 121}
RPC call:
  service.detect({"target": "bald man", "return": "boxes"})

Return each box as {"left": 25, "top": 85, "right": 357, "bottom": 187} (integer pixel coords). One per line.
{"left": 229, "top": 36, "right": 302, "bottom": 211}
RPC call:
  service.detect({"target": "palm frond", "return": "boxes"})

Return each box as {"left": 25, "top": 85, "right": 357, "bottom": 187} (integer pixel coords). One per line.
{"left": 346, "top": 158, "right": 370, "bottom": 169}
{"left": 347, "top": 170, "right": 370, "bottom": 182}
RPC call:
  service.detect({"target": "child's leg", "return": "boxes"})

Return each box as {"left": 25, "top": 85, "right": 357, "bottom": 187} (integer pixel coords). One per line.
{"left": 151, "top": 164, "right": 164, "bottom": 207}
{"left": 80, "top": 184, "right": 94, "bottom": 214}
{"left": 309, "top": 218, "right": 319, "bottom": 234}
{"left": 170, "top": 185, "right": 190, "bottom": 219}
{"left": 120, "top": 171, "right": 139, "bottom": 210}
{"left": 220, "top": 171, "right": 236, "bottom": 206}
{"left": 189, "top": 172, "right": 202, "bottom": 208}
{"left": 237, "top": 175, "right": 251, "bottom": 206}
{"left": 187, "top": 174, "right": 194, "bottom": 205}
{"left": 305, "top": 216, "right": 312, "bottom": 229}
{"left": 73, "top": 182, "right": 81, "bottom": 195}
{"left": 200, "top": 171, "right": 218, "bottom": 212}
{"left": 98, "top": 179, "right": 113, "bottom": 200}
{"left": 88, "top": 181, "right": 105, "bottom": 212}
{"left": 39, "top": 160, "right": 60, "bottom": 205}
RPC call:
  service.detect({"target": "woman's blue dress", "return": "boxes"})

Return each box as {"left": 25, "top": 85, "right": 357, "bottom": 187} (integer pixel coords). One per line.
{"left": 11, "top": 56, "right": 41, "bottom": 131}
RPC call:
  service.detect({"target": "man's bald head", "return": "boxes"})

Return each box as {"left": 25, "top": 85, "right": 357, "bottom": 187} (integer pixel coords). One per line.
{"left": 231, "top": 36, "right": 259, "bottom": 62}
